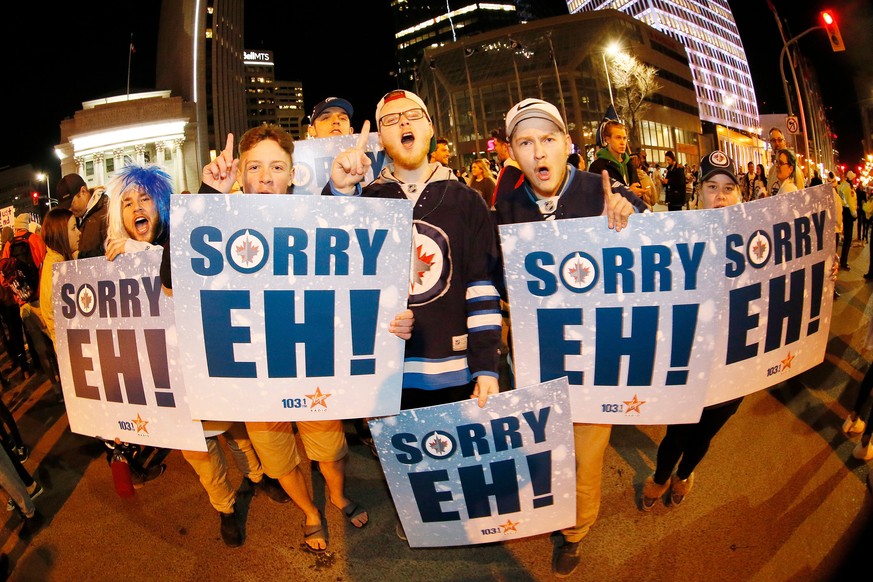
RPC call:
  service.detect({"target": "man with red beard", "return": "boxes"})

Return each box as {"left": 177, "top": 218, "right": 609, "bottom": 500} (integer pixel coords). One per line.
{"left": 326, "top": 89, "right": 502, "bottom": 411}
{"left": 327, "top": 89, "right": 502, "bottom": 541}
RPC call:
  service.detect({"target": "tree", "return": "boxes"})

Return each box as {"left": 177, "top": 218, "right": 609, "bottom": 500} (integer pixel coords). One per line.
{"left": 607, "top": 53, "right": 662, "bottom": 151}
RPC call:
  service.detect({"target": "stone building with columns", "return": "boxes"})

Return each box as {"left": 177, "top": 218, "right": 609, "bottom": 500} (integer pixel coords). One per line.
{"left": 55, "top": 90, "right": 200, "bottom": 193}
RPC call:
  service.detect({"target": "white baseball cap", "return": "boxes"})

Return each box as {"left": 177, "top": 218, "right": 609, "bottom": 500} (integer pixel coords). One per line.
{"left": 505, "top": 98, "right": 566, "bottom": 137}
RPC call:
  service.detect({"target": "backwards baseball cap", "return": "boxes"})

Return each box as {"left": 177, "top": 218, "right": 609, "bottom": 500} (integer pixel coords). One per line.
{"left": 505, "top": 98, "right": 566, "bottom": 137}
{"left": 311, "top": 97, "right": 353, "bottom": 121}
{"left": 375, "top": 90, "right": 429, "bottom": 125}
{"left": 699, "top": 150, "right": 739, "bottom": 185}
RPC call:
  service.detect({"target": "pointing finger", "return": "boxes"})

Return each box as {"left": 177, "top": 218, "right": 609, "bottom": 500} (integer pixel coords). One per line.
{"left": 223, "top": 133, "right": 234, "bottom": 160}
{"left": 355, "top": 120, "right": 371, "bottom": 151}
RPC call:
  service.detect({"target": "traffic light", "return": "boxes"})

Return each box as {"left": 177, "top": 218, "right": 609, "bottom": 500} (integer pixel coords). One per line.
{"left": 31, "top": 191, "right": 39, "bottom": 206}
{"left": 821, "top": 11, "right": 846, "bottom": 52}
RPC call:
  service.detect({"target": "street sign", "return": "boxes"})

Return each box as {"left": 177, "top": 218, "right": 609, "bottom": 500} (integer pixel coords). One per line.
{"left": 786, "top": 116, "right": 799, "bottom": 134}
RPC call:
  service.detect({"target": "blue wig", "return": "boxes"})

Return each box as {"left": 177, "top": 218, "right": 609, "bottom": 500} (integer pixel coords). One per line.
{"left": 106, "top": 163, "right": 173, "bottom": 244}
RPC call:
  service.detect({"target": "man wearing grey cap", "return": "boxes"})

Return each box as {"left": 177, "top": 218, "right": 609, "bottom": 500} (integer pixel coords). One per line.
{"left": 494, "top": 97, "right": 646, "bottom": 578}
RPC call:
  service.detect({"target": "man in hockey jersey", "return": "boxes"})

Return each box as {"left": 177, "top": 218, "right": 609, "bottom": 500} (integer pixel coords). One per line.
{"left": 325, "top": 89, "right": 502, "bottom": 411}
{"left": 494, "top": 98, "right": 646, "bottom": 578}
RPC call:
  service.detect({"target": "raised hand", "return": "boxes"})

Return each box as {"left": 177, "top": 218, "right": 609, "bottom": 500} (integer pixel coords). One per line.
{"left": 330, "top": 120, "right": 373, "bottom": 193}
{"left": 202, "top": 133, "right": 240, "bottom": 193}
{"left": 601, "top": 170, "right": 635, "bottom": 232}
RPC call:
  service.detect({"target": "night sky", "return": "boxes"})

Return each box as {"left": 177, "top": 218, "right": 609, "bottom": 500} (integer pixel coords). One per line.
{"left": 2, "top": 0, "right": 870, "bottom": 184}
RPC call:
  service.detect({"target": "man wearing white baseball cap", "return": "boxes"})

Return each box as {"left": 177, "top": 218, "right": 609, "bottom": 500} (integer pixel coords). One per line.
{"left": 495, "top": 97, "right": 646, "bottom": 578}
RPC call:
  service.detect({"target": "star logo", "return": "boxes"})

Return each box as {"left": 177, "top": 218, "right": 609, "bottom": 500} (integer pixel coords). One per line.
{"left": 501, "top": 519, "right": 519, "bottom": 533}
{"left": 624, "top": 394, "right": 646, "bottom": 415}
{"left": 781, "top": 351, "right": 795, "bottom": 370}
{"left": 306, "top": 387, "right": 331, "bottom": 409}
{"left": 132, "top": 413, "right": 149, "bottom": 434}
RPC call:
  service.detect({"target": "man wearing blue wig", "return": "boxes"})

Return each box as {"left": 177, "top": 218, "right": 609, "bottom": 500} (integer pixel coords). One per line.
{"left": 104, "top": 163, "right": 172, "bottom": 260}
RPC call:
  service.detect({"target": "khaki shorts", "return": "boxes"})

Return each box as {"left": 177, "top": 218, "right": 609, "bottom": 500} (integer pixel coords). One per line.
{"left": 244, "top": 420, "right": 348, "bottom": 478}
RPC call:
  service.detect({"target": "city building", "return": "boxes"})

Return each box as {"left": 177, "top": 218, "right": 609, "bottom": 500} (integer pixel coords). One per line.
{"left": 48, "top": 0, "right": 245, "bottom": 196}
{"left": 55, "top": 91, "right": 199, "bottom": 194}
{"left": 415, "top": 10, "right": 701, "bottom": 169}
{"left": 157, "top": 0, "right": 247, "bottom": 164}
{"left": 242, "top": 51, "right": 305, "bottom": 138}
{"left": 390, "top": 1, "right": 569, "bottom": 89}
{"left": 567, "top": 0, "right": 765, "bottom": 169}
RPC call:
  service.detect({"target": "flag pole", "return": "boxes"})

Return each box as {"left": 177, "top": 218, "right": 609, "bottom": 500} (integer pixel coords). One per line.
{"left": 127, "top": 34, "right": 134, "bottom": 99}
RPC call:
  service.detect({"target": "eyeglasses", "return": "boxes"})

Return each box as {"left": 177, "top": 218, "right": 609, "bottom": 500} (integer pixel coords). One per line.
{"left": 769, "top": 138, "right": 785, "bottom": 144}
{"left": 774, "top": 160, "right": 792, "bottom": 167}
{"left": 379, "top": 108, "right": 427, "bottom": 127}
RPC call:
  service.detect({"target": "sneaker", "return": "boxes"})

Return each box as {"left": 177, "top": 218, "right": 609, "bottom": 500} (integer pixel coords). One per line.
{"left": 19, "top": 509, "right": 45, "bottom": 541}
{"left": 642, "top": 475, "right": 670, "bottom": 511}
{"left": 219, "top": 508, "right": 243, "bottom": 547}
{"left": 853, "top": 438, "right": 873, "bottom": 461}
{"left": 843, "top": 415, "right": 866, "bottom": 436}
{"left": 15, "top": 445, "right": 28, "bottom": 464}
{"left": 552, "top": 538, "right": 582, "bottom": 578}
{"left": 395, "top": 520, "right": 407, "bottom": 541}
{"left": 133, "top": 464, "right": 166, "bottom": 489}
{"left": 670, "top": 473, "right": 695, "bottom": 506}
{"left": 246, "top": 476, "right": 290, "bottom": 504}
{"left": 27, "top": 482, "right": 43, "bottom": 501}
{"left": 7, "top": 481, "right": 44, "bottom": 512}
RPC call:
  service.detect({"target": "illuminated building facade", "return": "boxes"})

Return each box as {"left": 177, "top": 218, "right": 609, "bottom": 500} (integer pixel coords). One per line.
{"left": 567, "top": 0, "right": 765, "bottom": 168}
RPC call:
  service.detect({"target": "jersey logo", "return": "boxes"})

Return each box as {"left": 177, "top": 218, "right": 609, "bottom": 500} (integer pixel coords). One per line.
{"left": 408, "top": 220, "right": 452, "bottom": 306}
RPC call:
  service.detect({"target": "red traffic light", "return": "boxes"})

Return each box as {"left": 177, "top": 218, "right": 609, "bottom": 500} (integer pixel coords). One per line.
{"left": 31, "top": 191, "right": 39, "bottom": 205}
{"left": 820, "top": 11, "right": 846, "bottom": 52}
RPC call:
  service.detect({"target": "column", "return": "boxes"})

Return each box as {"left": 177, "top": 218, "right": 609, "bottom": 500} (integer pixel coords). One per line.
{"left": 94, "top": 153, "right": 106, "bottom": 187}
{"left": 135, "top": 144, "right": 147, "bottom": 166}
{"left": 173, "top": 138, "right": 189, "bottom": 192}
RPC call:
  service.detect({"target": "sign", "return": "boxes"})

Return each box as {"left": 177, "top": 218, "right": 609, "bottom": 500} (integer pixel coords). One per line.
{"left": 170, "top": 194, "right": 413, "bottom": 421}
{"left": 54, "top": 251, "right": 208, "bottom": 451}
{"left": 786, "top": 116, "right": 799, "bottom": 134}
{"left": 499, "top": 186, "right": 835, "bottom": 424}
{"left": 370, "top": 378, "right": 576, "bottom": 548}
{"left": 291, "top": 133, "right": 386, "bottom": 196}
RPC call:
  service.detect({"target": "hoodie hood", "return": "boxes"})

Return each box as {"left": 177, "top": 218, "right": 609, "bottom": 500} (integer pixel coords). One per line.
{"left": 374, "top": 162, "right": 458, "bottom": 185}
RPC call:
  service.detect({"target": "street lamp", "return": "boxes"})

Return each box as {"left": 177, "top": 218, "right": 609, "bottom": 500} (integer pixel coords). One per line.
{"left": 35, "top": 172, "right": 52, "bottom": 210}
{"left": 601, "top": 41, "right": 621, "bottom": 108}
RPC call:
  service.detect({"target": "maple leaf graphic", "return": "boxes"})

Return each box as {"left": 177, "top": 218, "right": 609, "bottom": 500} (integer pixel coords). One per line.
{"left": 235, "top": 238, "right": 261, "bottom": 265}
{"left": 80, "top": 291, "right": 93, "bottom": 311}
{"left": 428, "top": 434, "right": 449, "bottom": 454}
{"left": 568, "top": 258, "right": 589, "bottom": 285}
{"left": 751, "top": 236, "right": 768, "bottom": 262}
{"left": 412, "top": 244, "right": 435, "bottom": 288}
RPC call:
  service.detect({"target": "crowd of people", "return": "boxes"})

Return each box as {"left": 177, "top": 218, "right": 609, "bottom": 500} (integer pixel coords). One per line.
{"left": 0, "top": 89, "right": 865, "bottom": 579}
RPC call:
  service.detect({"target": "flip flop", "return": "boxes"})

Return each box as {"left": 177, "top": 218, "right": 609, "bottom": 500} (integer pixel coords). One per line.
{"left": 338, "top": 501, "right": 368, "bottom": 528}
{"left": 302, "top": 518, "right": 327, "bottom": 553}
